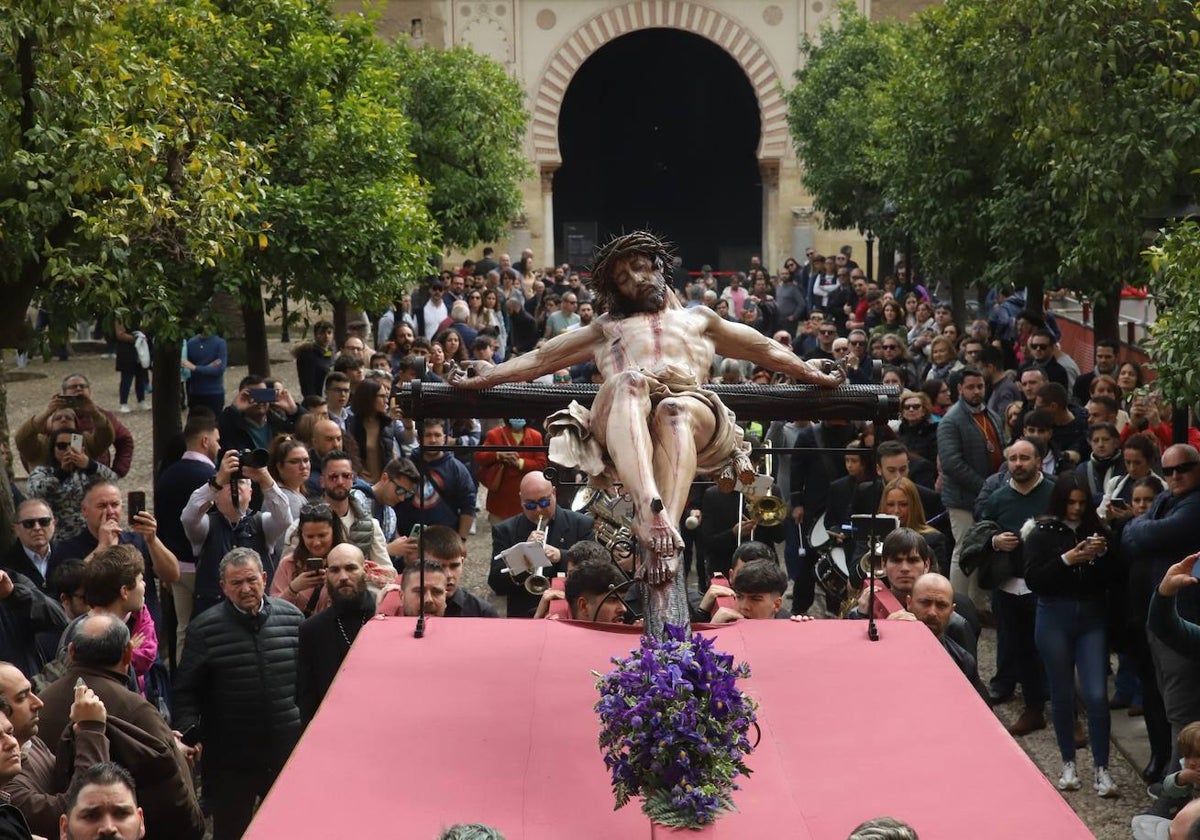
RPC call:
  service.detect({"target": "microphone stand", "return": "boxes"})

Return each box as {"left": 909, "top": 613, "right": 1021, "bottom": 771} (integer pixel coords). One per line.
{"left": 413, "top": 378, "right": 426, "bottom": 639}
{"left": 866, "top": 538, "right": 879, "bottom": 642}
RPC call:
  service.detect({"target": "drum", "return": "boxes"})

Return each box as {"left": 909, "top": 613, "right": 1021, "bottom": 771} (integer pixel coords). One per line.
{"left": 814, "top": 544, "right": 850, "bottom": 599}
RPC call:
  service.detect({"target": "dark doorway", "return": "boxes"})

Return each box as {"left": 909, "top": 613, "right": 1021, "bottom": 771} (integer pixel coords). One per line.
{"left": 554, "top": 28, "right": 762, "bottom": 276}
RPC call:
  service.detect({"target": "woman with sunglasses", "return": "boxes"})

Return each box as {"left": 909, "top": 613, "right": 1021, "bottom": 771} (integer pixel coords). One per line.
{"left": 896, "top": 391, "right": 939, "bottom": 464}
{"left": 27, "top": 427, "right": 118, "bottom": 543}
{"left": 271, "top": 503, "right": 349, "bottom": 616}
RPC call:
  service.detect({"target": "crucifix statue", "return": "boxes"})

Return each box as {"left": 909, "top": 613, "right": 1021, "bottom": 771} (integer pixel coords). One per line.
{"left": 450, "top": 232, "right": 844, "bottom": 637}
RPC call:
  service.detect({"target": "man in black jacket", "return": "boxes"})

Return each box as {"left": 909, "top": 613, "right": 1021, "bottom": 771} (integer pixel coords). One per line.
{"left": 173, "top": 547, "right": 303, "bottom": 840}
{"left": 296, "top": 544, "right": 376, "bottom": 725}
{"left": 1, "top": 500, "right": 58, "bottom": 593}
{"left": 0, "top": 567, "right": 67, "bottom": 680}
{"left": 490, "top": 472, "right": 594, "bottom": 617}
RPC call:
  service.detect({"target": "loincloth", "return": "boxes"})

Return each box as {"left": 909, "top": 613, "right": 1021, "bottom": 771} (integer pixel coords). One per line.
{"left": 545, "top": 365, "right": 748, "bottom": 485}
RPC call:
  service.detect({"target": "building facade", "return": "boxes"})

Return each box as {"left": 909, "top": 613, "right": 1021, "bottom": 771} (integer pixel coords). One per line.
{"left": 341, "top": 0, "right": 934, "bottom": 273}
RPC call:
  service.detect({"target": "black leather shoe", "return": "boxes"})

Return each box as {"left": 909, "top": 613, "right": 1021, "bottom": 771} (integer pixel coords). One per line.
{"left": 1143, "top": 756, "right": 1169, "bottom": 784}
{"left": 987, "top": 688, "right": 1015, "bottom": 707}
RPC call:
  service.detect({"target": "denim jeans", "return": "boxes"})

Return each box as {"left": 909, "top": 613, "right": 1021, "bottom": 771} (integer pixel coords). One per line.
{"left": 1035, "top": 595, "right": 1110, "bottom": 766}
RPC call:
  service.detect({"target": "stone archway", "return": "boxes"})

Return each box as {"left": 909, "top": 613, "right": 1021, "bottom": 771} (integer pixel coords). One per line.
{"left": 531, "top": 2, "right": 789, "bottom": 263}
{"left": 532, "top": 2, "right": 788, "bottom": 165}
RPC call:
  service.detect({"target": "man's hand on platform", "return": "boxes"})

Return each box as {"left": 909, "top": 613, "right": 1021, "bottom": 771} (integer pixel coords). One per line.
{"left": 533, "top": 589, "right": 565, "bottom": 619}
{"left": 710, "top": 607, "right": 743, "bottom": 624}
{"left": 887, "top": 609, "right": 918, "bottom": 622}
{"left": 789, "top": 614, "right": 816, "bottom": 623}
{"left": 699, "top": 583, "right": 734, "bottom": 613}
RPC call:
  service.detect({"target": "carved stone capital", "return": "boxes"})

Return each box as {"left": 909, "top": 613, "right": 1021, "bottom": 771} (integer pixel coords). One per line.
{"left": 791, "top": 206, "right": 816, "bottom": 224}
{"left": 539, "top": 163, "right": 559, "bottom": 193}
{"left": 759, "top": 159, "right": 780, "bottom": 189}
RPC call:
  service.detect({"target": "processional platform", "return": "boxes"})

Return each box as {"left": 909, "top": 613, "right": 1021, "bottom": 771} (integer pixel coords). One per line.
{"left": 396, "top": 381, "right": 902, "bottom": 424}
{"left": 244, "top": 619, "right": 1092, "bottom": 839}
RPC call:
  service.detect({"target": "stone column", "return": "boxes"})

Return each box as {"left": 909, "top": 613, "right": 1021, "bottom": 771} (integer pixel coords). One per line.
{"left": 791, "top": 205, "right": 817, "bottom": 265}
{"left": 760, "top": 158, "right": 780, "bottom": 270}
{"left": 540, "top": 163, "right": 558, "bottom": 265}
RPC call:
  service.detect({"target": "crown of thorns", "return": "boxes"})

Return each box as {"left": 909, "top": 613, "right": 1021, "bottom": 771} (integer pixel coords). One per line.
{"left": 588, "top": 232, "right": 675, "bottom": 311}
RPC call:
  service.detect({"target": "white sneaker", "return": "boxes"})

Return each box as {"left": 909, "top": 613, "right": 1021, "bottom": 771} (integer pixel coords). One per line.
{"left": 139, "top": 401, "right": 151, "bottom": 411}
{"left": 1058, "top": 761, "right": 1081, "bottom": 791}
{"left": 118, "top": 404, "right": 131, "bottom": 414}
{"left": 1095, "top": 766, "right": 1118, "bottom": 798}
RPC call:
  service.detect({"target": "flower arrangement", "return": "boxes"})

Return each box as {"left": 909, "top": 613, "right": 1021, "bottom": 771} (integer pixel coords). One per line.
{"left": 594, "top": 624, "right": 757, "bottom": 829}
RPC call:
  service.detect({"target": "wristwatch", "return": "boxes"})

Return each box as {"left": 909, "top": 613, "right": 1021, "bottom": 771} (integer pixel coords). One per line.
{"left": 208, "top": 476, "right": 224, "bottom": 491}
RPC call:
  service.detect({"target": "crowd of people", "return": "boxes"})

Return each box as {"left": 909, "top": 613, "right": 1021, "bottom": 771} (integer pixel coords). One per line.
{"left": 0, "top": 243, "right": 1195, "bottom": 839}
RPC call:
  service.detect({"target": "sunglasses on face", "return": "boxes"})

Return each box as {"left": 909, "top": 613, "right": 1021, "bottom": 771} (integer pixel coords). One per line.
{"left": 18, "top": 517, "right": 52, "bottom": 528}
{"left": 392, "top": 481, "right": 415, "bottom": 500}
{"left": 1030, "top": 343, "right": 1050, "bottom": 350}
{"left": 522, "top": 497, "right": 553, "bottom": 511}
{"left": 1162, "top": 462, "right": 1199, "bottom": 477}
{"left": 902, "top": 404, "right": 923, "bottom": 411}
{"left": 54, "top": 442, "right": 73, "bottom": 451}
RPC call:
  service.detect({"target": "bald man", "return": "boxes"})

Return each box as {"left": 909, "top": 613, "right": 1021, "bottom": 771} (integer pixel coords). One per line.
{"left": 488, "top": 472, "right": 596, "bottom": 617}
{"left": 907, "top": 573, "right": 987, "bottom": 699}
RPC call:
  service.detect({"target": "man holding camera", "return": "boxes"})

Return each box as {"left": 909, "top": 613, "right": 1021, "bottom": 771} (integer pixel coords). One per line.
{"left": 217, "top": 374, "right": 303, "bottom": 454}
{"left": 182, "top": 449, "right": 294, "bottom": 618}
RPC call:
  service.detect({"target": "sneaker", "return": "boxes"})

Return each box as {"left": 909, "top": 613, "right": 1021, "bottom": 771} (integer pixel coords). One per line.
{"left": 139, "top": 401, "right": 151, "bottom": 411}
{"left": 1058, "top": 761, "right": 1081, "bottom": 791}
{"left": 1095, "top": 766, "right": 1119, "bottom": 798}
{"left": 118, "top": 404, "right": 131, "bottom": 414}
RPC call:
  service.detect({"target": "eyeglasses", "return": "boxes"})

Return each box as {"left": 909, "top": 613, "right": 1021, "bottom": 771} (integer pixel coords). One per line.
{"left": 392, "top": 481, "right": 415, "bottom": 500}
{"left": 1029, "top": 343, "right": 1051, "bottom": 350}
{"left": 882, "top": 345, "right": 900, "bottom": 351}
{"left": 522, "top": 497, "right": 553, "bottom": 511}
{"left": 17, "top": 517, "right": 52, "bottom": 529}
{"left": 54, "top": 442, "right": 73, "bottom": 451}
{"left": 849, "top": 339, "right": 866, "bottom": 346}
{"left": 902, "top": 404, "right": 923, "bottom": 411}
{"left": 1162, "top": 462, "right": 1199, "bottom": 477}
{"left": 299, "top": 503, "right": 333, "bottom": 521}
{"left": 818, "top": 329, "right": 837, "bottom": 336}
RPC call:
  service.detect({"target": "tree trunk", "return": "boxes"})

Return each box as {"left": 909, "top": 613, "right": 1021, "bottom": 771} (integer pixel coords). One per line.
{"left": 1093, "top": 293, "right": 1121, "bottom": 346}
{"left": 1024, "top": 275, "right": 1047, "bottom": 321}
{"left": 0, "top": 354, "right": 15, "bottom": 553}
{"left": 151, "top": 341, "right": 183, "bottom": 478}
{"left": 950, "top": 277, "right": 968, "bottom": 332}
{"left": 241, "top": 293, "right": 271, "bottom": 377}
{"left": 332, "top": 300, "right": 349, "bottom": 348}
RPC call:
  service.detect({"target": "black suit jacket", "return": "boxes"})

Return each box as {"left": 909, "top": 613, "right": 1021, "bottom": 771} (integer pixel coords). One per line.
{"left": 1, "top": 542, "right": 51, "bottom": 592}
{"left": 489, "top": 508, "right": 595, "bottom": 617}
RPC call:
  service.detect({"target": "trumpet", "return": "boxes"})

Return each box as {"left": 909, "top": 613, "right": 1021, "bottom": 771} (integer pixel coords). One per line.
{"left": 525, "top": 567, "right": 550, "bottom": 595}
{"left": 747, "top": 494, "right": 786, "bottom": 527}
{"left": 858, "top": 549, "right": 888, "bottom": 579}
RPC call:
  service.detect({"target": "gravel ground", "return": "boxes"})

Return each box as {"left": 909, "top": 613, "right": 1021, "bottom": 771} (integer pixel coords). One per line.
{"left": 3, "top": 339, "right": 1146, "bottom": 837}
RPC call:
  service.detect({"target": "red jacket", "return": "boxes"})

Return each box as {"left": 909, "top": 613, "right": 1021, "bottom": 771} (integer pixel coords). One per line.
{"left": 475, "top": 425, "right": 547, "bottom": 519}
